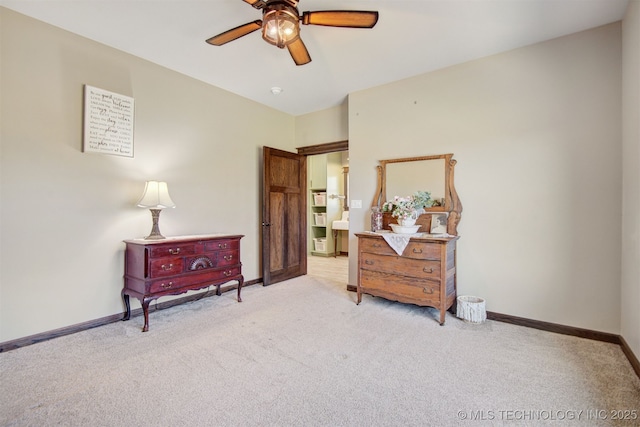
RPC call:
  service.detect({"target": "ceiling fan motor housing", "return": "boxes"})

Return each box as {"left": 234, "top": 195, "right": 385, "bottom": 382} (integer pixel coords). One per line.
{"left": 261, "top": 1, "right": 301, "bottom": 48}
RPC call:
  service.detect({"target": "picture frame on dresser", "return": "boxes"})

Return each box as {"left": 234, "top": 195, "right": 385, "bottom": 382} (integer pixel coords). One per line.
{"left": 430, "top": 213, "right": 448, "bottom": 234}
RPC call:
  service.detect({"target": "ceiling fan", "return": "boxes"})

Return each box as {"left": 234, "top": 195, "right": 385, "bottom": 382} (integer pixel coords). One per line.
{"left": 206, "top": 0, "right": 379, "bottom": 66}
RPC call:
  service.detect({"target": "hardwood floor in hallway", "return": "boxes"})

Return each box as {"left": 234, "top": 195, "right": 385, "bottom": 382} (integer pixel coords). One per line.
{"left": 307, "top": 255, "right": 349, "bottom": 285}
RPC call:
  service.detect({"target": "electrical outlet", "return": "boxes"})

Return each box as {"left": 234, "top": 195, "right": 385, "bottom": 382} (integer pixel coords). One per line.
{"left": 351, "top": 200, "right": 362, "bottom": 209}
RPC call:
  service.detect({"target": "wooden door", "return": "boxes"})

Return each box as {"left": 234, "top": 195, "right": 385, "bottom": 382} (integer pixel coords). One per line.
{"left": 262, "top": 146, "right": 307, "bottom": 286}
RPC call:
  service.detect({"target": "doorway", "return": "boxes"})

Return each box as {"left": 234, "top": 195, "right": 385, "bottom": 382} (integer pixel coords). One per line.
{"left": 297, "top": 141, "right": 349, "bottom": 285}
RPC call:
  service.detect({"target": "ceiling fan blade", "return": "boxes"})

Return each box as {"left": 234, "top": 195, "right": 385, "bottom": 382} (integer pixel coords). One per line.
{"left": 301, "top": 11, "right": 379, "bottom": 28}
{"left": 243, "top": 0, "right": 266, "bottom": 9}
{"left": 287, "top": 38, "right": 311, "bottom": 66}
{"left": 206, "top": 20, "right": 263, "bottom": 46}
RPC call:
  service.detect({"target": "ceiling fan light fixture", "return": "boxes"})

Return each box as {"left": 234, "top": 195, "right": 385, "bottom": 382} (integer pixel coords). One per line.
{"left": 262, "top": 4, "right": 300, "bottom": 48}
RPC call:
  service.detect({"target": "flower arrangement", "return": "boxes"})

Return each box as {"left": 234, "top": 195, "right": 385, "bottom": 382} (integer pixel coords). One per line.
{"left": 382, "top": 190, "right": 433, "bottom": 220}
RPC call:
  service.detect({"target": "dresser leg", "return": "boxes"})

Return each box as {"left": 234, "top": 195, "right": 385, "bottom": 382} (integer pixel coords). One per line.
{"left": 122, "top": 292, "right": 131, "bottom": 321}
{"left": 439, "top": 310, "right": 446, "bottom": 325}
{"left": 237, "top": 275, "right": 244, "bottom": 303}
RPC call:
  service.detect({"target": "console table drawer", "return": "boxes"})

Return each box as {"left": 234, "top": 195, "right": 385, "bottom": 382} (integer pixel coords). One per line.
{"left": 218, "top": 250, "right": 239, "bottom": 267}
{"left": 360, "top": 252, "right": 441, "bottom": 281}
{"left": 205, "top": 239, "right": 239, "bottom": 251}
{"left": 149, "top": 244, "right": 196, "bottom": 258}
{"left": 147, "top": 266, "right": 241, "bottom": 294}
{"left": 149, "top": 258, "right": 185, "bottom": 277}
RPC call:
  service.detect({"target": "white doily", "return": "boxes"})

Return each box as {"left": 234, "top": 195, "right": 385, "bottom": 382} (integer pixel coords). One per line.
{"left": 380, "top": 233, "right": 420, "bottom": 255}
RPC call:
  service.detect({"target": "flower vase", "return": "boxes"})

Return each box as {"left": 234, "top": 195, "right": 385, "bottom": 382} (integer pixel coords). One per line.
{"left": 398, "top": 211, "right": 417, "bottom": 227}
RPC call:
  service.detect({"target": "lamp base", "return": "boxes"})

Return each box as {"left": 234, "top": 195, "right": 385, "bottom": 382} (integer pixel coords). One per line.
{"left": 145, "top": 209, "right": 166, "bottom": 240}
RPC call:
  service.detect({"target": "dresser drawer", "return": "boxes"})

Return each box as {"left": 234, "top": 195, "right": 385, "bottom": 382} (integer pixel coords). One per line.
{"left": 359, "top": 238, "right": 441, "bottom": 260}
{"left": 149, "top": 244, "right": 196, "bottom": 258}
{"left": 149, "top": 257, "right": 184, "bottom": 278}
{"left": 360, "top": 270, "right": 441, "bottom": 306}
{"left": 360, "top": 252, "right": 441, "bottom": 281}
{"left": 205, "top": 239, "right": 239, "bottom": 252}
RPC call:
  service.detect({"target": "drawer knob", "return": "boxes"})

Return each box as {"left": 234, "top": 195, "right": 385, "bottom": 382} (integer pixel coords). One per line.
{"left": 422, "top": 287, "right": 433, "bottom": 294}
{"left": 413, "top": 248, "right": 423, "bottom": 254}
{"left": 169, "top": 248, "right": 181, "bottom": 255}
{"left": 373, "top": 243, "right": 382, "bottom": 248}
{"left": 223, "top": 270, "right": 233, "bottom": 277}
{"left": 219, "top": 243, "right": 228, "bottom": 249}
{"left": 365, "top": 260, "right": 374, "bottom": 265}
{"left": 423, "top": 267, "right": 433, "bottom": 273}
{"left": 161, "top": 282, "right": 173, "bottom": 289}
{"left": 161, "top": 264, "right": 173, "bottom": 271}
{"left": 224, "top": 255, "right": 233, "bottom": 261}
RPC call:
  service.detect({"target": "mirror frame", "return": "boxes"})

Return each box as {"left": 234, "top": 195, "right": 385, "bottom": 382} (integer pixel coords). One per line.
{"left": 371, "top": 153, "right": 462, "bottom": 235}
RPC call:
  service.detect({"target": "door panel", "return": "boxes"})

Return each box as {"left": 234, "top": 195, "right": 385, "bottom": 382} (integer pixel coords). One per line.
{"left": 262, "top": 147, "right": 307, "bottom": 286}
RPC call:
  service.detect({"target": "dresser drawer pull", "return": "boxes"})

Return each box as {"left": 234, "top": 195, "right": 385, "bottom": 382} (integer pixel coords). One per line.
{"left": 413, "top": 248, "right": 423, "bottom": 254}
{"left": 422, "top": 287, "right": 434, "bottom": 294}
{"left": 161, "top": 282, "right": 173, "bottom": 289}
{"left": 373, "top": 243, "right": 382, "bottom": 248}
{"left": 223, "top": 270, "right": 233, "bottom": 277}
{"left": 224, "top": 255, "right": 233, "bottom": 261}
{"left": 219, "top": 243, "right": 229, "bottom": 249}
{"left": 365, "top": 260, "right": 375, "bottom": 265}
{"left": 423, "top": 267, "right": 433, "bottom": 273}
{"left": 169, "top": 248, "right": 181, "bottom": 255}
{"left": 161, "top": 264, "right": 173, "bottom": 271}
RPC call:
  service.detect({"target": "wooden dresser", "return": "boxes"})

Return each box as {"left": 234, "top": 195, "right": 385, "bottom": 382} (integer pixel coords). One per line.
{"left": 355, "top": 232, "right": 459, "bottom": 325}
{"left": 122, "top": 234, "right": 244, "bottom": 331}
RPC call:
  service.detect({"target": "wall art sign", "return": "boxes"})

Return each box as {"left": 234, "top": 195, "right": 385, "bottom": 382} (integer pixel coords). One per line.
{"left": 83, "top": 85, "right": 134, "bottom": 157}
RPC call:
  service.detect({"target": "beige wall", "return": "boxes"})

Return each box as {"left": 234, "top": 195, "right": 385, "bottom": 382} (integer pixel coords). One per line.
{"left": 622, "top": 1, "right": 640, "bottom": 359}
{"left": 348, "top": 23, "right": 623, "bottom": 333}
{"left": 0, "top": 8, "right": 295, "bottom": 342}
{"left": 295, "top": 104, "right": 348, "bottom": 146}
{"left": 1, "top": 4, "right": 636, "bottom": 355}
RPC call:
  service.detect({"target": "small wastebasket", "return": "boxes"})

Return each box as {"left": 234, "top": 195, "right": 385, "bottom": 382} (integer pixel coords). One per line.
{"left": 456, "top": 296, "right": 487, "bottom": 323}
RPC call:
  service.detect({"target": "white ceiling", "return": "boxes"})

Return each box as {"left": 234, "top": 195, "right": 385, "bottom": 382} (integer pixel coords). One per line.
{"left": 0, "top": 0, "right": 630, "bottom": 116}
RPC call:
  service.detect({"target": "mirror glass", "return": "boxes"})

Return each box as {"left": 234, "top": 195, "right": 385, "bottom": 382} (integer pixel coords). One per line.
{"left": 373, "top": 153, "right": 462, "bottom": 235}
{"left": 385, "top": 159, "right": 445, "bottom": 204}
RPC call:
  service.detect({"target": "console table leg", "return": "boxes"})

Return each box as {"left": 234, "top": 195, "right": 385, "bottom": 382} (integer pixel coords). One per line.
{"left": 122, "top": 292, "right": 131, "bottom": 321}
{"left": 237, "top": 276, "right": 244, "bottom": 303}
{"left": 141, "top": 298, "right": 151, "bottom": 332}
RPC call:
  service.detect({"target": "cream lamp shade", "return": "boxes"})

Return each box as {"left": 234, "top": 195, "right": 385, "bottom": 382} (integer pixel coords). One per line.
{"left": 137, "top": 181, "right": 175, "bottom": 239}
{"left": 137, "top": 181, "right": 176, "bottom": 209}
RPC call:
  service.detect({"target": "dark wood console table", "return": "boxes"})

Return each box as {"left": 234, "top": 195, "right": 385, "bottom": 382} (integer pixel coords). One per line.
{"left": 122, "top": 234, "right": 244, "bottom": 331}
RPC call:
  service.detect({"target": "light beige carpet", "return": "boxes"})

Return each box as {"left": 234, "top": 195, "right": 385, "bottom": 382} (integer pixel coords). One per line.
{"left": 1, "top": 264, "right": 638, "bottom": 426}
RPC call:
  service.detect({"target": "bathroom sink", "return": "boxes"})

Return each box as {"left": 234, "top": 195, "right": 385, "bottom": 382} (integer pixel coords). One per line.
{"left": 332, "top": 220, "right": 349, "bottom": 230}
{"left": 332, "top": 211, "right": 349, "bottom": 230}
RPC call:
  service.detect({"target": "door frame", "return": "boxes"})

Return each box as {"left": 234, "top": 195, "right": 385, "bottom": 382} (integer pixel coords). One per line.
{"left": 260, "top": 140, "right": 349, "bottom": 285}
{"left": 297, "top": 140, "right": 348, "bottom": 156}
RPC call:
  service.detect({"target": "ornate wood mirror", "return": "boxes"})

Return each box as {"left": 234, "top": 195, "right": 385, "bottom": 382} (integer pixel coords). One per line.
{"left": 371, "top": 153, "right": 462, "bottom": 235}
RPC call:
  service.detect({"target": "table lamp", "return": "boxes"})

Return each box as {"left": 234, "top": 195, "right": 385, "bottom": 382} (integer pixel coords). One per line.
{"left": 137, "top": 181, "right": 175, "bottom": 239}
